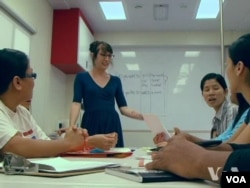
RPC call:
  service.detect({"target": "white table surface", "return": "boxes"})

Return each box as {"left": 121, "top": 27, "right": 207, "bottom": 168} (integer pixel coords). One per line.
{"left": 0, "top": 149, "right": 220, "bottom": 188}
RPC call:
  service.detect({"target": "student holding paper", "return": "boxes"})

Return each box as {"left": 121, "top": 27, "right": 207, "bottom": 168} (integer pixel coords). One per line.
{"left": 0, "top": 48, "right": 115, "bottom": 159}
{"left": 175, "top": 93, "right": 249, "bottom": 143}
{"left": 153, "top": 92, "right": 249, "bottom": 145}
{"left": 146, "top": 33, "right": 250, "bottom": 184}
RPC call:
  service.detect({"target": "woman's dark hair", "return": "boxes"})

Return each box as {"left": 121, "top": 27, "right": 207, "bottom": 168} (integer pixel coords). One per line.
{"left": 229, "top": 33, "right": 250, "bottom": 68}
{"left": 232, "top": 93, "right": 250, "bottom": 128}
{"left": 0, "top": 48, "right": 29, "bottom": 95}
{"left": 89, "top": 40, "right": 113, "bottom": 59}
{"left": 200, "top": 73, "right": 227, "bottom": 92}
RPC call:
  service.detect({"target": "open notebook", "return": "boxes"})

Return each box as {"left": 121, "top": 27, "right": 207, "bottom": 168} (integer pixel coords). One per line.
{"left": 0, "top": 156, "right": 119, "bottom": 177}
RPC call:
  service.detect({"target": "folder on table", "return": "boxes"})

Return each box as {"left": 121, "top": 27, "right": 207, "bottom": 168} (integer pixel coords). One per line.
{"left": 0, "top": 153, "right": 119, "bottom": 177}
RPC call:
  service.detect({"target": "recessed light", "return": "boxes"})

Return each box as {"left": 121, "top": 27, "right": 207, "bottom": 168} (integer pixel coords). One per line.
{"left": 99, "top": 1, "right": 126, "bottom": 20}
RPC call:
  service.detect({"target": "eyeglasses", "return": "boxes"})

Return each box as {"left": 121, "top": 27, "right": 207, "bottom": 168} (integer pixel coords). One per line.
{"left": 99, "top": 53, "right": 115, "bottom": 59}
{"left": 24, "top": 73, "right": 37, "bottom": 79}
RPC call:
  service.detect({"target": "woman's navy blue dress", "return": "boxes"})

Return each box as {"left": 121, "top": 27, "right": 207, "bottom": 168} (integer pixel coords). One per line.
{"left": 73, "top": 72, "right": 127, "bottom": 147}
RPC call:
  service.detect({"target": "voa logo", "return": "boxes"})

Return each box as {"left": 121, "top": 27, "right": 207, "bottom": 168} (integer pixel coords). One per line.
{"left": 208, "top": 167, "right": 246, "bottom": 183}
{"left": 226, "top": 175, "right": 246, "bottom": 184}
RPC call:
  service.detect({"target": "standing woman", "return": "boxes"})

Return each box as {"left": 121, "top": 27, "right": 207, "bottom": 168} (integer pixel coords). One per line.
{"left": 69, "top": 41, "right": 143, "bottom": 147}
{"left": 200, "top": 73, "right": 238, "bottom": 138}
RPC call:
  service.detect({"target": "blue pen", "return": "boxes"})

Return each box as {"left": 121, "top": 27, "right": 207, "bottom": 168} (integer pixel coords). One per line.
{"left": 90, "top": 148, "right": 105, "bottom": 153}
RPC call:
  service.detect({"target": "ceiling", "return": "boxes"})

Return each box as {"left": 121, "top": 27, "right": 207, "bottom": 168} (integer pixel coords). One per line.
{"left": 47, "top": 0, "right": 250, "bottom": 33}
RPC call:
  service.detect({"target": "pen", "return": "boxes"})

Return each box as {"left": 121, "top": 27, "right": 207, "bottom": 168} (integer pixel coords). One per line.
{"left": 150, "top": 147, "right": 162, "bottom": 152}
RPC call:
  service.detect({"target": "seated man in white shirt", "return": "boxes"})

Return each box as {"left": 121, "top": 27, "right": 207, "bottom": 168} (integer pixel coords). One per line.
{"left": 0, "top": 48, "right": 117, "bottom": 159}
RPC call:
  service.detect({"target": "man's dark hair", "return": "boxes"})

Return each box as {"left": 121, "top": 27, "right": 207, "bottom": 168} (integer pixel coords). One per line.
{"left": 0, "top": 48, "right": 29, "bottom": 95}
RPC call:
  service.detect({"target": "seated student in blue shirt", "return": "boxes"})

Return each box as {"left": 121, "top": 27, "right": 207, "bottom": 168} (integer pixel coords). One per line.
{"left": 214, "top": 93, "right": 249, "bottom": 142}
{"left": 153, "top": 92, "right": 249, "bottom": 145}
{"left": 146, "top": 33, "right": 250, "bottom": 185}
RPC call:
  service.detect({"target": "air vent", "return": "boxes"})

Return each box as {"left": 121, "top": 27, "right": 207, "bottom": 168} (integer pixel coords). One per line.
{"left": 153, "top": 4, "right": 168, "bottom": 21}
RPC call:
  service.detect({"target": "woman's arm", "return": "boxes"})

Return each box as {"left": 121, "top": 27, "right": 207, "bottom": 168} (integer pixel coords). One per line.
{"left": 230, "top": 124, "right": 250, "bottom": 144}
{"left": 69, "top": 102, "right": 81, "bottom": 127}
{"left": 119, "top": 106, "right": 143, "bottom": 120}
{"left": 226, "top": 123, "right": 247, "bottom": 143}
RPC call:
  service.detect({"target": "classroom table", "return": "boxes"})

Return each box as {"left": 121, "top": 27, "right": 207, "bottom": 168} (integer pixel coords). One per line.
{"left": 0, "top": 149, "right": 220, "bottom": 188}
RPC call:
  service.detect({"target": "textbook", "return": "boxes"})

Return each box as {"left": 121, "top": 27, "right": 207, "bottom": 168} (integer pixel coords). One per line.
{"left": 1, "top": 155, "right": 119, "bottom": 177}
{"left": 105, "top": 167, "right": 187, "bottom": 183}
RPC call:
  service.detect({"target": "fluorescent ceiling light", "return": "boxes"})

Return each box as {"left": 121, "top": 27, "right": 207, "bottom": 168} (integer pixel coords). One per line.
{"left": 99, "top": 1, "right": 126, "bottom": 20}
{"left": 121, "top": 51, "right": 136, "bottom": 58}
{"left": 126, "top": 63, "right": 140, "bottom": 71}
{"left": 185, "top": 51, "right": 200, "bottom": 57}
{"left": 196, "top": 0, "right": 219, "bottom": 19}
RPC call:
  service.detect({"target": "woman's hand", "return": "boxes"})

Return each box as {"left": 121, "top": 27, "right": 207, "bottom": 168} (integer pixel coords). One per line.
{"left": 87, "top": 132, "right": 118, "bottom": 150}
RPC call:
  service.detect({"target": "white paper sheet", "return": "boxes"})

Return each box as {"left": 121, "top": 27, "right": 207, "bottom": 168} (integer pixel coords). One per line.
{"left": 143, "top": 114, "right": 171, "bottom": 140}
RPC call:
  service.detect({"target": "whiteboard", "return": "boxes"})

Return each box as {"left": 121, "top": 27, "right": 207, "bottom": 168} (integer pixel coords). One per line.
{"left": 109, "top": 46, "right": 222, "bottom": 131}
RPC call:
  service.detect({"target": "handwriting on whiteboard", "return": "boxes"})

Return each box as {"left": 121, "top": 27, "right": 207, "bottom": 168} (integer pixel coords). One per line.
{"left": 116, "top": 72, "right": 168, "bottom": 114}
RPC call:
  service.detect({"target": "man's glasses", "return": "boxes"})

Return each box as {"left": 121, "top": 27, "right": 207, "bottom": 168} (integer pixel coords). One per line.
{"left": 24, "top": 73, "right": 37, "bottom": 79}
